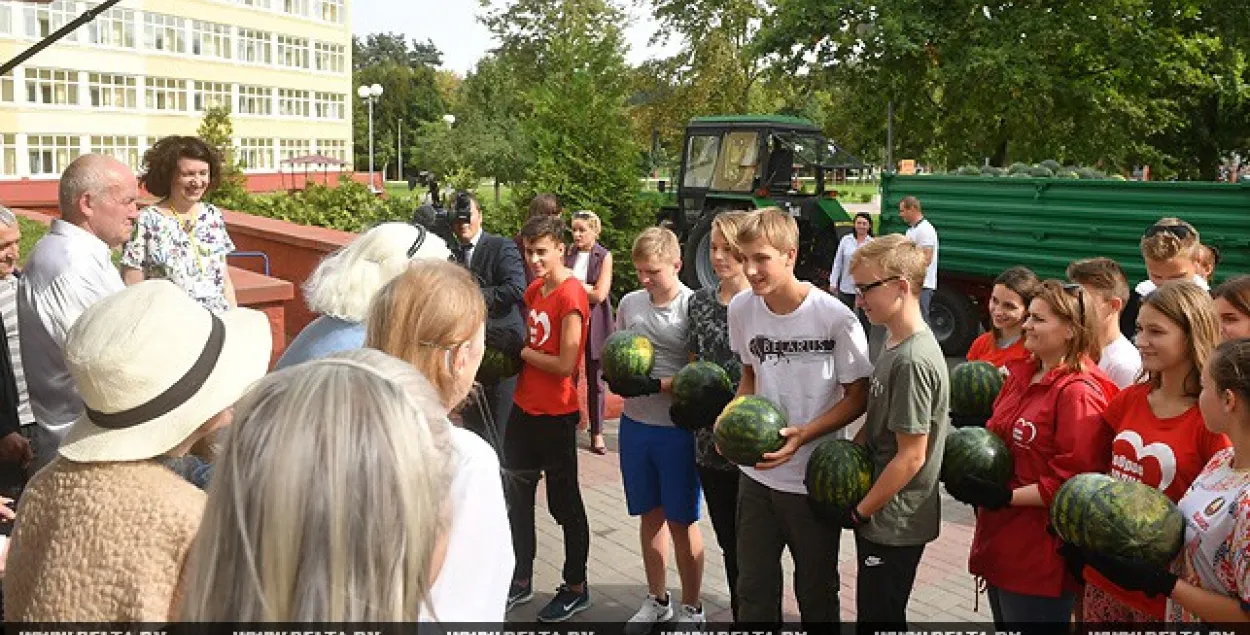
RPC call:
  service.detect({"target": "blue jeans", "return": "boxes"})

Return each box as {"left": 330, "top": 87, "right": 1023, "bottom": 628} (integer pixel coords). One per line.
{"left": 987, "top": 585, "right": 1075, "bottom": 628}
{"left": 920, "top": 288, "right": 935, "bottom": 325}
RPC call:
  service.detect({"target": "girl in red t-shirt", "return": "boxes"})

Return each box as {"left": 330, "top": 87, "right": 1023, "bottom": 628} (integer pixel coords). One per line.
{"left": 1081, "top": 281, "right": 1230, "bottom": 621}
{"left": 966, "top": 267, "right": 1040, "bottom": 370}
{"left": 946, "top": 280, "right": 1116, "bottom": 626}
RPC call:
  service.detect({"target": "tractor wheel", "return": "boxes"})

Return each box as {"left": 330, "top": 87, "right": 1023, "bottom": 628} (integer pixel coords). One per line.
{"left": 680, "top": 209, "right": 724, "bottom": 290}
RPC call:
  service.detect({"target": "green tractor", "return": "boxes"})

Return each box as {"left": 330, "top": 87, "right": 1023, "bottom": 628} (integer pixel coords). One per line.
{"left": 658, "top": 115, "right": 868, "bottom": 289}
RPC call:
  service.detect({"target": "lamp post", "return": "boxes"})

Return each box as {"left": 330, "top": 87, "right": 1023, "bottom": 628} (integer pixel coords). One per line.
{"left": 357, "top": 83, "right": 384, "bottom": 192}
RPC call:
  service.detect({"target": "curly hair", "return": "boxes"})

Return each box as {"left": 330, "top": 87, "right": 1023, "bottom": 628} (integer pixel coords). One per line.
{"left": 139, "top": 135, "right": 222, "bottom": 198}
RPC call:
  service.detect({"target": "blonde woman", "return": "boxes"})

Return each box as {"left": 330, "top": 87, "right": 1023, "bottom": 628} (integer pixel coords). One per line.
{"left": 366, "top": 259, "right": 514, "bottom": 620}
{"left": 276, "top": 222, "right": 452, "bottom": 369}
{"left": 565, "top": 210, "right": 614, "bottom": 453}
{"left": 180, "top": 349, "right": 453, "bottom": 621}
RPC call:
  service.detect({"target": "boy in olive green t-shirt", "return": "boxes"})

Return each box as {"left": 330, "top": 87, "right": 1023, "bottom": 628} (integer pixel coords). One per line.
{"left": 844, "top": 234, "right": 950, "bottom": 627}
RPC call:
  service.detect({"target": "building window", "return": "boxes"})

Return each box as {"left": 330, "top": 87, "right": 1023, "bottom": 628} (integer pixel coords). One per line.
{"left": 193, "top": 81, "right": 231, "bottom": 112}
{"left": 277, "top": 35, "right": 308, "bottom": 68}
{"left": 0, "top": 5, "right": 13, "bottom": 36}
{"left": 144, "top": 13, "right": 185, "bottom": 53}
{"left": 282, "top": 0, "right": 309, "bottom": 17}
{"left": 239, "top": 0, "right": 272, "bottom": 8}
{"left": 317, "top": 139, "right": 346, "bottom": 163}
{"left": 0, "top": 135, "right": 16, "bottom": 176}
{"left": 315, "top": 0, "right": 343, "bottom": 23}
{"left": 146, "top": 77, "right": 185, "bottom": 111}
{"left": 0, "top": 72, "right": 13, "bottom": 103}
{"left": 88, "top": 72, "right": 137, "bottom": 109}
{"left": 191, "top": 20, "right": 231, "bottom": 59}
{"left": 25, "top": 1, "right": 78, "bottom": 41}
{"left": 278, "top": 89, "right": 310, "bottom": 117}
{"left": 279, "top": 139, "right": 311, "bottom": 162}
{"left": 313, "top": 41, "right": 344, "bottom": 73}
{"left": 25, "top": 68, "right": 79, "bottom": 106}
{"left": 237, "top": 28, "right": 272, "bottom": 64}
{"left": 87, "top": 4, "right": 135, "bottom": 48}
{"left": 237, "top": 137, "right": 274, "bottom": 170}
{"left": 91, "top": 135, "right": 141, "bottom": 170}
{"left": 238, "top": 85, "right": 272, "bottom": 115}
{"left": 313, "top": 92, "right": 344, "bottom": 120}
{"left": 28, "top": 135, "right": 78, "bottom": 176}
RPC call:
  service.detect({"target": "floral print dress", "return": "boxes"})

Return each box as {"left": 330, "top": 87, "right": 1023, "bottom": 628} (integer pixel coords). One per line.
{"left": 120, "top": 203, "right": 235, "bottom": 314}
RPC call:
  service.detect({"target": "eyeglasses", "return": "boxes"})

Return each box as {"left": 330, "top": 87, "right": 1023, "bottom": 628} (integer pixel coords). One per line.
{"left": 1060, "top": 283, "right": 1086, "bottom": 318}
{"left": 1143, "top": 224, "right": 1194, "bottom": 240}
{"left": 855, "top": 276, "right": 901, "bottom": 296}
{"left": 407, "top": 224, "right": 429, "bottom": 258}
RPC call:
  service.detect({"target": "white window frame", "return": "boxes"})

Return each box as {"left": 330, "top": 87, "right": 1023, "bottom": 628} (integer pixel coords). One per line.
{"left": 191, "top": 20, "right": 231, "bottom": 59}
{"left": 239, "top": 0, "right": 272, "bottom": 8}
{"left": 0, "top": 71, "right": 13, "bottom": 103}
{"left": 313, "top": 41, "right": 344, "bottom": 73}
{"left": 314, "top": 0, "right": 343, "bottom": 23}
{"left": 145, "top": 77, "right": 186, "bottom": 112}
{"left": 90, "top": 135, "right": 142, "bottom": 170}
{"left": 278, "top": 88, "right": 310, "bottom": 118}
{"left": 237, "top": 137, "right": 275, "bottom": 170}
{"left": 276, "top": 35, "right": 309, "bottom": 68}
{"left": 0, "top": 5, "right": 14, "bottom": 36}
{"left": 0, "top": 134, "right": 16, "bottom": 177}
{"left": 316, "top": 139, "right": 347, "bottom": 163}
{"left": 144, "top": 13, "right": 186, "bottom": 54}
{"left": 88, "top": 72, "right": 138, "bottom": 109}
{"left": 237, "top": 28, "right": 272, "bottom": 64}
{"left": 27, "top": 134, "right": 79, "bottom": 176}
{"left": 313, "top": 91, "right": 344, "bottom": 120}
{"left": 237, "top": 84, "right": 272, "bottom": 115}
{"left": 25, "top": 1, "right": 78, "bottom": 42}
{"left": 282, "top": 0, "right": 309, "bottom": 18}
{"left": 279, "top": 138, "right": 311, "bottom": 162}
{"left": 25, "top": 68, "right": 79, "bottom": 106}
{"left": 87, "top": 4, "right": 135, "bottom": 48}
{"left": 192, "top": 80, "right": 231, "bottom": 112}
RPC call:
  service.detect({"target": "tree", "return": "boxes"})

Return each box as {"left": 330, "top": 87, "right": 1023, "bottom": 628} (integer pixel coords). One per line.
{"left": 352, "top": 32, "right": 441, "bottom": 70}
{"left": 197, "top": 105, "right": 248, "bottom": 206}
{"left": 351, "top": 34, "right": 448, "bottom": 177}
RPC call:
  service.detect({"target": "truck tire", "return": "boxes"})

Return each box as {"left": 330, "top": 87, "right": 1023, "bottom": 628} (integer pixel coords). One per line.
{"left": 680, "top": 210, "right": 722, "bottom": 290}
{"left": 930, "top": 287, "right": 980, "bottom": 357}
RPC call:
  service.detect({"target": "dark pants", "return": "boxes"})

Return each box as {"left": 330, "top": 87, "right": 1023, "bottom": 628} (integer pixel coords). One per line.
{"left": 576, "top": 353, "right": 605, "bottom": 436}
{"left": 920, "top": 288, "right": 935, "bottom": 325}
{"left": 698, "top": 465, "right": 740, "bottom": 619}
{"left": 987, "top": 585, "right": 1075, "bottom": 629}
{"left": 736, "top": 474, "right": 841, "bottom": 624}
{"left": 504, "top": 408, "right": 590, "bottom": 586}
{"left": 854, "top": 534, "right": 926, "bottom": 628}
{"left": 463, "top": 375, "right": 516, "bottom": 453}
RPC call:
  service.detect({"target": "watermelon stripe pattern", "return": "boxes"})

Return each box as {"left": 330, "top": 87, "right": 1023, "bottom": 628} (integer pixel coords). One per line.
{"left": 713, "top": 395, "right": 787, "bottom": 466}
{"left": 805, "top": 439, "right": 875, "bottom": 513}
{"left": 941, "top": 427, "right": 1014, "bottom": 489}
{"left": 950, "top": 361, "right": 1005, "bottom": 417}
{"left": 672, "top": 361, "right": 733, "bottom": 405}
{"left": 601, "top": 331, "right": 655, "bottom": 381}
{"left": 1050, "top": 473, "right": 1185, "bottom": 568}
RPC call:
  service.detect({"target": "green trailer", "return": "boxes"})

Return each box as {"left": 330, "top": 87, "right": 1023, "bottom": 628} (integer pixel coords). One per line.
{"left": 879, "top": 174, "right": 1250, "bottom": 355}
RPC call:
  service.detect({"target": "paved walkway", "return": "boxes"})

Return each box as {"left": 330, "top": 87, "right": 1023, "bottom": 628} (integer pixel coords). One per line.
{"left": 511, "top": 418, "right": 988, "bottom": 625}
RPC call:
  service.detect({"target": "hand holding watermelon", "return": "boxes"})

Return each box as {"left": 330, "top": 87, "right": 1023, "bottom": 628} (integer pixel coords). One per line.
{"left": 606, "top": 374, "right": 661, "bottom": 398}
{"left": 945, "top": 475, "right": 1012, "bottom": 510}
{"left": 757, "top": 427, "right": 803, "bottom": 469}
{"left": 712, "top": 396, "right": 788, "bottom": 466}
{"left": 1076, "top": 550, "right": 1178, "bottom": 598}
{"left": 669, "top": 361, "right": 736, "bottom": 430}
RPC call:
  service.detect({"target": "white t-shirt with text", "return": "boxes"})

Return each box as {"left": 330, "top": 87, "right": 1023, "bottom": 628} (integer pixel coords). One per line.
{"left": 728, "top": 284, "right": 873, "bottom": 493}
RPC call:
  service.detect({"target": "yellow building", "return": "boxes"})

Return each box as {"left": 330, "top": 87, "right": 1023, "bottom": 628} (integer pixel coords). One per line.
{"left": 0, "top": 0, "right": 352, "bottom": 180}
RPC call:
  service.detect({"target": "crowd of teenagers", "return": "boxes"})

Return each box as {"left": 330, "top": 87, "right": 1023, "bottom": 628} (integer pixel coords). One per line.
{"left": 0, "top": 138, "right": 1247, "bottom": 628}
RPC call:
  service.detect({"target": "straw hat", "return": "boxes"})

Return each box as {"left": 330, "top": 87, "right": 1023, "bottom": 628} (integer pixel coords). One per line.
{"left": 58, "top": 280, "right": 273, "bottom": 462}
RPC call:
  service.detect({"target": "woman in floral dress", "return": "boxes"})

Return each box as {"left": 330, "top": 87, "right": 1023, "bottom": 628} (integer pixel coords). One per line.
{"left": 121, "top": 135, "right": 236, "bottom": 313}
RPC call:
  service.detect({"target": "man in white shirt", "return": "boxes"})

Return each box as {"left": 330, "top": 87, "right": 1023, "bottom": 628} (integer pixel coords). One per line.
{"left": 1067, "top": 257, "right": 1142, "bottom": 388}
{"left": 899, "top": 197, "right": 938, "bottom": 324}
{"left": 19, "top": 154, "right": 138, "bottom": 472}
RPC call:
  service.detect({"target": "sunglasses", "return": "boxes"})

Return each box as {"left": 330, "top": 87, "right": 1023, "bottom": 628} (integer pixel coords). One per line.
{"left": 1060, "top": 282, "right": 1086, "bottom": 318}
{"left": 573, "top": 211, "right": 595, "bottom": 220}
{"left": 855, "top": 275, "right": 901, "bottom": 296}
{"left": 1143, "top": 224, "right": 1194, "bottom": 240}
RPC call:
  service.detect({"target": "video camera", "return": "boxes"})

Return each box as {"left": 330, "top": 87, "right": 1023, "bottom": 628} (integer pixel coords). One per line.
{"left": 412, "top": 190, "right": 474, "bottom": 241}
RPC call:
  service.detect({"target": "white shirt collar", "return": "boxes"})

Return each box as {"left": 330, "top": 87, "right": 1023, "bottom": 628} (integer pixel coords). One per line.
{"left": 50, "top": 219, "right": 112, "bottom": 263}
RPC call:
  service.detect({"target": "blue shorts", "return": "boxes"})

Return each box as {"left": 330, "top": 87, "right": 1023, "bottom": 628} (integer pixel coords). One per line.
{"left": 618, "top": 414, "right": 702, "bottom": 525}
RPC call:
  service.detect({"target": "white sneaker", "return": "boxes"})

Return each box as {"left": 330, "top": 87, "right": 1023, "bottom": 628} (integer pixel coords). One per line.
{"left": 625, "top": 593, "right": 674, "bottom": 635}
{"left": 676, "top": 603, "right": 706, "bottom": 626}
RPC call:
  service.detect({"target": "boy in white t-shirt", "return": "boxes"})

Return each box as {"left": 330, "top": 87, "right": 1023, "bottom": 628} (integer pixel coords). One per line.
{"left": 727, "top": 208, "right": 873, "bottom": 623}
{"left": 899, "top": 196, "right": 938, "bottom": 323}
{"left": 603, "top": 227, "right": 705, "bottom": 630}
{"left": 1121, "top": 218, "right": 1209, "bottom": 336}
{"left": 1067, "top": 257, "right": 1142, "bottom": 389}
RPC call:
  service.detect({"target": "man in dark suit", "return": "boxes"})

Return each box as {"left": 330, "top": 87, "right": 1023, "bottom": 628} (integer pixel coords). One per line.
{"left": 450, "top": 192, "right": 527, "bottom": 450}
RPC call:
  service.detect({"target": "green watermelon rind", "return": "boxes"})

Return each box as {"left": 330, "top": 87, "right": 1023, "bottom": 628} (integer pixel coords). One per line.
{"left": 1050, "top": 473, "right": 1185, "bottom": 568}
{"left": 950, "top": 361, "right": 1005, "bottom": 417}
{"left": 805, "top": 439, "right": 875, "bottom": 511}
{"left": 713, "top": 395, "right": 788, "bottom": 466}
{"left": 941, "top": 427, "right": 1014, "bottom": 489}
{"left": 601, "top": 331, "right": 655, "bottom": 381}
{"left": 671, "top": 361, "right": 733, "bottom": 405}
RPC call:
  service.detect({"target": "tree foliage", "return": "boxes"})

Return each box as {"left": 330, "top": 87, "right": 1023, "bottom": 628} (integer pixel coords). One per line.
{"left": 351, "top": 36, "right": 447, "bottom": 178}
{"left": 196, "top": 105, "right": 248, "bottom": 206}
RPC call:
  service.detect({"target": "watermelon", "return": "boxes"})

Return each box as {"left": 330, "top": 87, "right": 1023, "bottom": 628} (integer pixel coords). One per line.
{"left": 941, "top": 427, "right": 1013, "bottom": 490}
{"left": 601, "top": 331, "right": 654, "bottom": 381}
{"left": 476, "top": 348, "right": 520, "bottom": 383}
{"left": 949, "top": 361, "right": 1005, "bottom": 417}
{"left": 805, "top": 439, "right": 874, "bottom": 513}
{"left": 671, "top": 361, "right": 733, "bottom": 405}
{"left": 1050, "top": 473, "right": 1184, "bottom": 568}
{"left": 713, "top": 395, "right": 787, "bottom": 466}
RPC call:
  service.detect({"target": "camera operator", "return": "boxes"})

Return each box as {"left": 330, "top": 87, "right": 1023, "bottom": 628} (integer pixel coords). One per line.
{"left": 447, "top": 192, "right": 526, "bottom": 448}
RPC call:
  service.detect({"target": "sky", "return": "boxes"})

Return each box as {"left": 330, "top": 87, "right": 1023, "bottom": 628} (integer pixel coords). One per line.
{"left": 350, "top": 1, "right": 681, "bottom": 76}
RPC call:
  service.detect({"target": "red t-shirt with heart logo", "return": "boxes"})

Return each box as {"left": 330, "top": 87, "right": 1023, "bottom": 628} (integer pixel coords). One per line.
{"left": 1087, "top": 381, "right": 1231, "bottom": 617}
{"left": 514, "top": 276, "right": 589, "bottom": 417}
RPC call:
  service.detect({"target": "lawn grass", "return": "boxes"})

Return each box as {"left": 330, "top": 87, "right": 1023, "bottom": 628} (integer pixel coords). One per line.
{"left": 383, "top": 180, "right": 514, "bottom": 210}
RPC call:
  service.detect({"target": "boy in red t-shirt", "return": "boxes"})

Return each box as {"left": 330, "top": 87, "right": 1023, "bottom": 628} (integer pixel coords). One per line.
{"left": 505, "top": 214, "right": 593, "bottom": 623}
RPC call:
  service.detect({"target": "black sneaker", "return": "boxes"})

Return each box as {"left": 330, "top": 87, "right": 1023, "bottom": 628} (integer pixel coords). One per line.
{"left": 536, "top": 583, "right": 591, "bottom": 622}
{"left": 507, "top": 580, "right": 534, "bottom": 612}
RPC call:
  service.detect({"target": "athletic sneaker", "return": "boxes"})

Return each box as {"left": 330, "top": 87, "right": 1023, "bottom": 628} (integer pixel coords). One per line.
{"left": 625, "top": 593, "right": 674, "bottom": 635}
{"left": 536, "top": 583, "right": 591, "bottom": 622}
{"left": 506, "top": 580, "right": 533, "bottom": 612}
{"left": 675, "top": 603, "right": 706, "bottom": 627}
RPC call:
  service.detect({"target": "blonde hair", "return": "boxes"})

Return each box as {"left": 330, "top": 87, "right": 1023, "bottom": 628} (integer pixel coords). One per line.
{"left": 1141, "top": 217, "right": 1200, "bottom": 262}
{"left": 304, "top": 223, "right": 453, "bottom": 322}
{"left": 571, "top": 210, "right": 601, "bottom": 235}
{"left": 736, "top": 207, "right": 798, "bottom": 254}
{"left": 1196, "top": 244, "right": 1219, "bottom": 275}
{"left": 631, "top": 226, "right": 681, "bottom": 262}
{"left": 850, "top": 234, "right": 927, "bottom": 297}
{"left": 710, "top": 211, "right": 749, "bottom": 255}
{"left": 1034, "top": 279, "right": 1102, "bottom": 373}
{"left": 179, "top": 348, "right": 453, "bottom": 621}
{"left": 366, "top": 260, "right": 486, "bottom": 409}
{"left": 1141, "top": 281, "right": 1220, "bottom": 397}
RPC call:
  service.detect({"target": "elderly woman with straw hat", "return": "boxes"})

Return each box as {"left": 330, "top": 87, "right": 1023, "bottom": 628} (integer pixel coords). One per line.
{"left": 2, "top": 279, "right": 272, "bottom": 621}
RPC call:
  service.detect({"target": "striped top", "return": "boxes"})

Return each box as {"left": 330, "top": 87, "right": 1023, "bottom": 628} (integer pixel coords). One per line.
{"left": 0, "top": 276, "right": 34, "bottom": 426}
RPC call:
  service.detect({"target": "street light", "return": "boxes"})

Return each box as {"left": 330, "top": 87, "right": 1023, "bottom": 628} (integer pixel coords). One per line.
{"left": 442, "top": 114, "right": 456, "bottom": 127}
{"left": 357, "top": 82, "right": 384, "bottom": 192}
